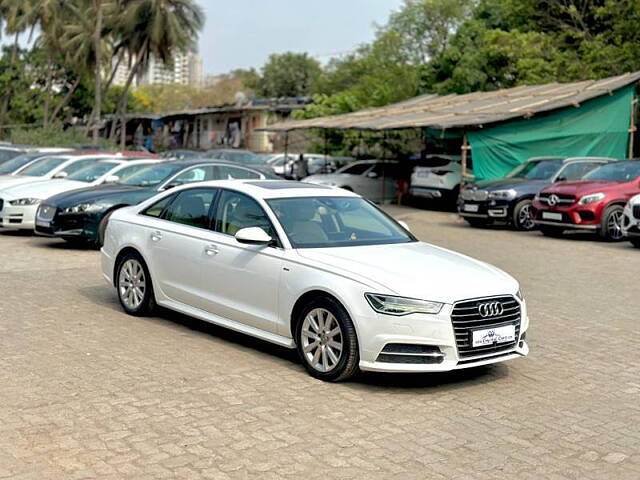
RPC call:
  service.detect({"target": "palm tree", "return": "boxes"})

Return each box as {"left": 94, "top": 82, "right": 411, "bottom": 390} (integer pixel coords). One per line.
{"left": 109, "top": 0, "right": 204, "bottom": 146}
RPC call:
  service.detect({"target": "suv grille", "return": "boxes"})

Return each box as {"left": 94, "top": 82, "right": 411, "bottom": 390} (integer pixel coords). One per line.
{"left": 537, "top": 193, "right": 575, "bottom": 206}
{"left": 451, "top": 295, "right": 521, "bottom": 359}
{"left": 461, "top": 189, "right": 488, "bottom": 201}
{"left": 634, "top": 204, "right": 640, "bottom": 220}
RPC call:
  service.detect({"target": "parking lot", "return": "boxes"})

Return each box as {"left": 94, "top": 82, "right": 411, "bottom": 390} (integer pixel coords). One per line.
{"left": 1, "top": 206, "right": 638, "bottom": 480}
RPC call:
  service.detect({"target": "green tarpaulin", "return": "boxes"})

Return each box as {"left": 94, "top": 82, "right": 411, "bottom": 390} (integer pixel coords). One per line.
{"left": 468, "top": 85, "right": 635, "bottom": 180}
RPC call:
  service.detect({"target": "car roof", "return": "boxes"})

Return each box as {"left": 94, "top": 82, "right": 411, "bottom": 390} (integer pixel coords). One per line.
{"left": 172, "top": 180, "right": 359, "bottom": 199}
{"left": 563, "top": 156, "right": 615, "bottom": 163}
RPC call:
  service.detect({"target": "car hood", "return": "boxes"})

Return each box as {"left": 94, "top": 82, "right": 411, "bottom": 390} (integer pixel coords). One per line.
{"left": 0, "top": 179, "right": 89, "bottom": 200}
{"left": 296, "top": 242, "right": 518, "bottom": 304}
{"left": 0, "top": 176, "right": 44, "bottom": 191}
{"left": 44, "top": 184, "right": 155, "bottom": 208}
{"left": 540, "top": 180, "right": 623, "bottom": 196}
{"left": 472, "top": 177, "right": 548, "bottom": 191}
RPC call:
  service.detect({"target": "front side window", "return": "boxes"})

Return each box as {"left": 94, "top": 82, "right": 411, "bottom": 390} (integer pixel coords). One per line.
{"left": 0, "top": 149, "right": 21, "bottom": 163}
{"left": 0, "top": 154, "right": 43, "bottom": 174}
{"left": 583, "top": 162, "right": 640, "bottom": 182}
{"left": 62, "top": 158, "right": 107, "bottom": 176}
{"left": 164, "top": 189, "right": 217, "bottom": 229}
{"left": 214, "top": 190, "right": 276, "bottom": 238}
{"left": 338, "top": 163, "right": 372, "bottom": 176}
{"left": 19, "top": 156, "right": 69, "bottom": 176}
{"left": 215, "top": 165, "right": 261, "bottom": 180}
{"left": 268, "top": 196, "right": 415, "bottom": 248}
{"left": 66, "top": 161, "right": 120, "bottom": 183}
{"left": 142, "top": 194, "right": 176, "bottom": 218}
{"left": 169, "top": 166, "right": 215, "bottom": 185}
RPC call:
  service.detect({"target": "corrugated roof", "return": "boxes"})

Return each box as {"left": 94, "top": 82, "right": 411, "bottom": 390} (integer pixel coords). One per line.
{"left": 262, "top": 72, "right": 640, "bottom": 132}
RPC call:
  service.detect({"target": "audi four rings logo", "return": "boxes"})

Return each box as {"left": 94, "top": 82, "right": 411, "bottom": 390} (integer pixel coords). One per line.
{"left": 547, "top": 194, "right": 559, "bottom": 206}
{"left": 478, "top": 302, "right": 504, "bottom": 317}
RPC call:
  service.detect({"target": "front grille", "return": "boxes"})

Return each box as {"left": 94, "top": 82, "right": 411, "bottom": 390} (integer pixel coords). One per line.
{"left": 451, "top": 295, "right": 521, "bottom": 359}
{"left": 634, "top": 204, "right": 640, "bottom": 220}
{"left": 537, "top": 193, "right": 575, "bottom": 206}
{"left": 461, "top": 189, "right": 488, "bottom": 201}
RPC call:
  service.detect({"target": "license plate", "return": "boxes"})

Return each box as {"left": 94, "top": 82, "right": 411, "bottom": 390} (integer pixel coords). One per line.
{"left": 416, "top": 171, "right": 430, "bottom": 178}
{"left": 464, "top": 204, "right": 479, "bottom": 213}
{"left": 542, "top": 212, "right": 562, "bottom": 221}
{"left": 472, "top": 324, "right": 516, "bottom": 347}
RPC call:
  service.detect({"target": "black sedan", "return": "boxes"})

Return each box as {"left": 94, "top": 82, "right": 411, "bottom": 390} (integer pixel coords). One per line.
{"left": 458, "top": 157, "right": 612, "bottom": 230}
{"left": 34, "top": 160, "right": 279, "bottom": 247}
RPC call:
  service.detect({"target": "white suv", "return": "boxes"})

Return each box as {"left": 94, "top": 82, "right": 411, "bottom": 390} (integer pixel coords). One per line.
{"left": 622, "top": 194, "right": 640, "bottom": 248}
{"left": 409, "top": 155, "right": 472, "bottom": 203}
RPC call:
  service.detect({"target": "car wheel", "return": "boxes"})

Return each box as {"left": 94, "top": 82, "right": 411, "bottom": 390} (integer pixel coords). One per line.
{"left": 630, "top": 237, "right": 640, "bottom": 248}
{"left": 295, "top": 297, "right": 359, "bottom": 382}
{"left": 97, "top": 210, "right": 114, "bottom": 248}
{"left": 465, "top": 218, "right": 490, "bottom": 228}
{"left": 599, "top": 205, "right": 625, "bottom": 241}
{"left": 116, "top": 252, "right": 155, "bottom": 316}
{"left": 540, "top": 226, "right": 563, "bottom": 237}
{"left": 513, "top": 199, "right": 536, "bottom": 231}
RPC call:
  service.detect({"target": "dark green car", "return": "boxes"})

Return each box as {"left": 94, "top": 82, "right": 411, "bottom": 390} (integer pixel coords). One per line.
{"left": 35, "top": 160, "right": 279, "bottom": 247}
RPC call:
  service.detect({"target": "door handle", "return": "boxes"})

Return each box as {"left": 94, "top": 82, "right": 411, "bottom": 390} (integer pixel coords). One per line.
{"left": 204, "top": 244, "right": 219, "bottom": 256}
{"left": 150, "top": 231, "right": 162, "bottom": 242}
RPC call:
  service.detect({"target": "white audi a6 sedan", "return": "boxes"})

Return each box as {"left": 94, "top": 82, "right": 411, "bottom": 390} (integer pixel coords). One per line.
{"left": 101, "top": 180, "right": 529, "bottom": 381}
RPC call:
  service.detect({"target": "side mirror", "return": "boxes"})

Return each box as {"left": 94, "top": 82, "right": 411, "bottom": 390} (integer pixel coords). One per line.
{"left": 163, "top": 182, "right": 180, "bottom": 190}
{"left": 104, "top": 175, "right": 120, "bottom": 184}
{"left": 235, "top": 227, "right": 272, "bottom": 245}
{"left": 367, "top": 171, "right": 379, "bottom": 179}
{"left": 398, "top": 220, "right": 411, "bottom": 232}
{"left": 555, "top": 176, "right": 566, "bottom": 183}
{"left": 53, "top": 171, "right": 68, "bottom": 179}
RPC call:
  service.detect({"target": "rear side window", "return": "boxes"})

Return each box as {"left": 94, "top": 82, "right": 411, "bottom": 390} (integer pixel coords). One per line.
{"left": 164, "top": 189, "right": 217, "bottom": 229}
{"left": 558, "top": 162, "right": 601, "bottom": 181}
{"left": 143, "top": 194, "right": 176, "bottom": 218}
{"left": 215, "top": 165, "right": 261, "bottom": 180}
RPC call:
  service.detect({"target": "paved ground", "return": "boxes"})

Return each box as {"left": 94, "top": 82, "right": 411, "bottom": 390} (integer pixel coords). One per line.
{"left": 1, "top": 207, "right": 638, "bottom": 480}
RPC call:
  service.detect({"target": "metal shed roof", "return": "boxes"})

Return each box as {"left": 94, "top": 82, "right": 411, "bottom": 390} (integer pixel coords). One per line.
{"left": 262, "top": 72, "right": 640, "bottom": 132}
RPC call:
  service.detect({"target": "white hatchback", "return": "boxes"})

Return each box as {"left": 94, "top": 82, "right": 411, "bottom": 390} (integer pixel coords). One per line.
{"left": 101, "top": 180, "right": 529, "bottom": 381}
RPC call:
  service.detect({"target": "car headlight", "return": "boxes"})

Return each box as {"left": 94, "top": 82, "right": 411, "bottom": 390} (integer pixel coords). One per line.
{"left": 489, "top": 189, "right": 517, "bottom": 200}
{"left": 578, "top": 192, "right": 605, "bottom": 205}
{"left": 365, "top": 293, "right": 443, "bottom": 316}
{"left": 61, "top": 203, "right": 105, "bottom": 214}
{"left": 9, "top": 198, "right": 41, "bottom": 206}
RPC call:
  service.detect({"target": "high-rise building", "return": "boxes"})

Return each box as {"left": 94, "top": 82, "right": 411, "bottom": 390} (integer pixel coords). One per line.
{"left": 112, "top": 51, "right": 204, "bottom": 87}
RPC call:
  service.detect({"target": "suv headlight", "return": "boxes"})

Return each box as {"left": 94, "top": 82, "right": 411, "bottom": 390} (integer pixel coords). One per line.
{"left": 578, "top": 192, "right": 605, "bottom": 205}
{"left": 61, "top": 203, "right": 104, "bottom": 214}
{"left": 9, "top": 198, "right": 41, "bottom": 206}
{"left": 365, "top": 293, "right": 443, "bottom": 316}
{"left": 489, "top": 189, "right": 517, "bottom": 200}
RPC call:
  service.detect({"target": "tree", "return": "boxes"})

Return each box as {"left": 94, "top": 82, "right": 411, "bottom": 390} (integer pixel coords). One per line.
{"left": 248, "top": 52, "right": 322, "bottom": 98}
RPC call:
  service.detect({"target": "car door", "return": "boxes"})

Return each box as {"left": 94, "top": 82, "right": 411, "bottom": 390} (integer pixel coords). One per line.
{"left": 144, "top": 187, "right": 219, "bottom": 308}
{"left": 198, "top": 189, "right": 283, "bottom": 333}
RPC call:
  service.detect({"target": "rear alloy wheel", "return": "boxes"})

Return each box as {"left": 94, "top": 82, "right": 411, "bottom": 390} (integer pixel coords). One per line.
{"left": 599, "top": 205, "right": 625, "bottom": 241}
{"left": 116, "top": 252, "right": 155, "bottom": 316}
{"left": 513, "top": 199, "right": 536, "bottom": 231}
{"left": 295, "top": 297, "right": 359, "bottom": 382}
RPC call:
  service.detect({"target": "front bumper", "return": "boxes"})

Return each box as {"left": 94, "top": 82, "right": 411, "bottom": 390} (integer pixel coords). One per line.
{"left": 0, "top": 203, "right": 39, "bottom": 230}
{"left": 34, "top": 207, "right": 100, "bottom": 241}
{"left": 622, "top": 203, "right": 640, "bottom": 237}
{"left": 531, "top": 200, "right": 600, "bottom": 230}
{"left": 458, "top": 199, "right": 513, "bottom": 220}
{"left": 355, "top": 296, "right": 529, "bottom": 373}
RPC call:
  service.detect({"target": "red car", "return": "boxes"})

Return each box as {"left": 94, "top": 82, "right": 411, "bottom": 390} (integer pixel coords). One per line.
{"left": 532, "top": 160, "right": 640, "bottom": 240}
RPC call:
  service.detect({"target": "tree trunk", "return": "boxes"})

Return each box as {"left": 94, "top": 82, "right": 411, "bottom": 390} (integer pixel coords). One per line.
{"left": 43, "top": 52, "right": 54, "bottom": 129}
{"left": 0, "top": 34, "right": 20, "bottom": 139}
{"left": 102, "top": 49, "right": 124, "bottom": 97}
{"left": 50, "top": 77, "right": 82, "bottom": 123}
{"left": 120, "top": 92, "right": 128, "bottom": 149}
{"left": 108, "top": 40, "right": 147, "bottom": 140}
{"left": 92, "top": 0, "right": 103, "bottom": 144}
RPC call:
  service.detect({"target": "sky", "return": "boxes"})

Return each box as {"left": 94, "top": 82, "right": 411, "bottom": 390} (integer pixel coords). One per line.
{"left": 198, "top": 0, "right": 404, "bottom": 75}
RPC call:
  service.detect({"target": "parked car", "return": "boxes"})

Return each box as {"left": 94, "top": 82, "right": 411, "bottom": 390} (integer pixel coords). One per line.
{"left": 35, "top": 160, "right": 279, "bottom": 247}
{"left": 268, "top": 153, "right": 338, "bottom": 178}
{"left": 159, "top": 150, "right": 203, "bottom": 161}
{"left": 458, "top": 157, "right": 611, "bottom": 230}
{"left": 410, "top": 154, "right": 468, "bottom": 203}
{"left": 0, "top": 153, "right": 113, "bottom": 191}
{"left": 205, "top": 149, "right": 275, "bottom": 177}
{"left": 0, "top": 158, "right": 159, "bottom": 232}
{"left": 101, "top": 179, "right": 528, "bottom": 382}
{"left": 304, "top": 160, "right": 400, "bottom": 203}
{"left": 622, "top": 194, "right": 640, "bottom": 248}
{"left": 532, "top": 160, "right": 640, "bottom": 240}
{"left": 0, "top": 147, "right": 71, "bottom": 167}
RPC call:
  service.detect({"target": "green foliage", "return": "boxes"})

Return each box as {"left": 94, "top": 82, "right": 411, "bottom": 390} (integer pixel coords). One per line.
{"left": 248, "top": 52, "right": 322, "bottom": 98}
{"left": 9, "top": 126, "right": 116, "bottom": 147}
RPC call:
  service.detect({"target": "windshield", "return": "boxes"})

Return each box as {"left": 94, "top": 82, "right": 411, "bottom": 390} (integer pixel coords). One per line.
{"left": 66, "top": 161, "right": 120, "bottom": 183}
{"left": 0, "top": 148, "right": 21, "bottom": 163}
{"left": 118, "top": 164, "right": 185, "bottom": 186}
{"left": 583, "top": 162, "right": 640, "bottom": 182}
{"left": 268, "top": 196, "right": 416, "bottom": 248}
{"left": 0, "top": 153, "right": 43, "bottom": 174}
{"left": 18, "top": 156, "right": 68, "bottom": 176}
{"left": 507, "top": 160, "right": 564, "bottom": 180}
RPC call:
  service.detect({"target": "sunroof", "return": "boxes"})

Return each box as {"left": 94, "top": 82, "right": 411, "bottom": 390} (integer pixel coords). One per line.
{"left": 245, "top": 181, "right": 330, "bottom": 190}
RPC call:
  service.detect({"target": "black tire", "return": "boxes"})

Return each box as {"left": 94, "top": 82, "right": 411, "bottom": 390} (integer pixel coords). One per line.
{"left": 630, "top": 237, "right": 640, "bottom": 249}
{"left": 115, "top": 251, "right": 156, "bottom": 316}
{"left": 294, "top": 296, "right": 359, "bottom": 382}
{"left": 97, "top": 210, "right": 114, "bottom": 248}
{"left": 540, "top": 226, "right": 563, "bottom": 237}
{"left": 465, "top": 217, "right": 490, "bottom": 228}
{"left": 512, "top": 199, "right": 536, "bottom": 231}
{"left": 598, "top": 205, "right": 625, "bottom": 241}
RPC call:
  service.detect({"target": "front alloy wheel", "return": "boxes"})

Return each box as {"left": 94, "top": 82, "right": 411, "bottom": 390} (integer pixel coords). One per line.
{"left": 295, "top": 297, "right": 359, "bottom": 382}
{"left": 116, "top": 253, "right": 155, "bottom": 315}
{"left": 513, "top": 199, "right": 536, "bottom": 231}
{"left": 599, "top": 205, "right": 625, "bottom": 241}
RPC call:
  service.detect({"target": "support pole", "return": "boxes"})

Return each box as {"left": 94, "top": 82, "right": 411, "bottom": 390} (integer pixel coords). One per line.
{"left": 324, "top": 129, "right": 328, "bottom": 172}
{"left": 381, "top": 131, "right": 387, "bottom": 204}
{"left": 461, "top": 133, "right": 470, "bottom": 188}
{"left": 284, "top": 131, "right": 291, "bottom": 177}
{"left": 629, "top": 98, "right": 637, "bottom": 159}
